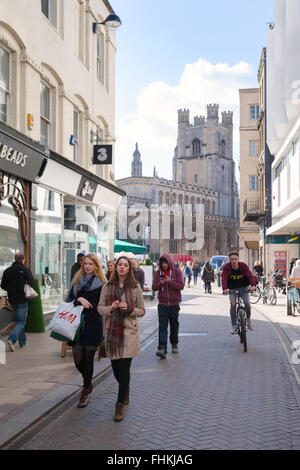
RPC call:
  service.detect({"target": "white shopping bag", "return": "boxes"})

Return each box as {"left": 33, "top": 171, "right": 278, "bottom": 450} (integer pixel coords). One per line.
{"left": 46, "top": 302, "right": 84, "bottom": 341}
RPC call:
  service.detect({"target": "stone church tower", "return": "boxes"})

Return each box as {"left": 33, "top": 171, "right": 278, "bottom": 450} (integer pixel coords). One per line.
{"left": 131, "top": 142, "right": 142, "bottom": 177}
{"left": 173, "top": 104, "right": 237, "bottom": 219}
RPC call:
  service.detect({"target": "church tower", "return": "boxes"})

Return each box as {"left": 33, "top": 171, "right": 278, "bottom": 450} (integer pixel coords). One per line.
{"left": 131, "top": 143, "right": 142, "bottom": 177}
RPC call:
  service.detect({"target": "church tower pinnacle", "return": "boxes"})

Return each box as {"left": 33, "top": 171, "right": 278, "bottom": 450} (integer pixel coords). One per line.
{"left": 131, "top": 142, "right": 143, "bottom": 177}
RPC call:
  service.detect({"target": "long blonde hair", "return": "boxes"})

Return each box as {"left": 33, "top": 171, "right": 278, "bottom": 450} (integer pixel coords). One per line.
{"left": 74, "top": 253, "right": 107, "bottom": 286}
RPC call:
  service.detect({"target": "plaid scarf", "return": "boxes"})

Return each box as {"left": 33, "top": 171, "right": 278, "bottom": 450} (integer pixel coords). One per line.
{"left": 105, "top": 284, "right": 135, "bottom": 357}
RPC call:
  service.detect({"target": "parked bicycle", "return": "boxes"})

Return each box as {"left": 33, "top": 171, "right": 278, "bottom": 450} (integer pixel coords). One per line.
{"left": 287, "top": 278, "right": 300, "bottom": 316}
{"left": 249, "top": 275, "right": 277, "bottom": 305}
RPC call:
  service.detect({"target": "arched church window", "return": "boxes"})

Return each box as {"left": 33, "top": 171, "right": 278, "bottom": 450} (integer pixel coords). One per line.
{"left": 220, "top": 140, "right": 226, "bottom": 157}
{"left": 192, "top": 139, "right": 201, "bottom": 156}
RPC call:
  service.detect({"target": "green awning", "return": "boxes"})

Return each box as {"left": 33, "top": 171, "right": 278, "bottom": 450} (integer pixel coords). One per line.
{"left": 114, "top": 239, "right": 147, "bottom": 254}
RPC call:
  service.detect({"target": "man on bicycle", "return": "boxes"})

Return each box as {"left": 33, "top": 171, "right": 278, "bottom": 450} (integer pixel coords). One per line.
{"left": 222, "top": 252, "right": 257, "bottom": 335}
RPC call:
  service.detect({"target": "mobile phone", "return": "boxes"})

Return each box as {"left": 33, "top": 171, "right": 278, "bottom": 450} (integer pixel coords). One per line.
{"left": 160, "top": 273, "right": 166, "bottom": 278}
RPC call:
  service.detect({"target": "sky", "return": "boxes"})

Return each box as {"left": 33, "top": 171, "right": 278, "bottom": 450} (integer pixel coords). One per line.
{"left": 111, "top": 0, "right": 275, "bottom": 181}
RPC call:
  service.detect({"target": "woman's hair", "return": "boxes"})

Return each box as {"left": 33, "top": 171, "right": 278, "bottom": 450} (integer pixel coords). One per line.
{"left": 74, "top": 254, "right": 107, "bottom": 286}
{"left": 105, "top": 260, "right": 115, "bottom": 280}
{"left": 110, "top": 256, "right": 138, "bottom": 289}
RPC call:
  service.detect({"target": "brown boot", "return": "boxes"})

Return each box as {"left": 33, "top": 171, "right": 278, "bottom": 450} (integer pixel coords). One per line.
{"left": 78, "top": 388, "right": 89, "bottom": 408}
{"left": 114, "top": 402, "right": 124, "bottom": 422}
{"left": 124, "top": 386, "right": 130, "bottom": 405}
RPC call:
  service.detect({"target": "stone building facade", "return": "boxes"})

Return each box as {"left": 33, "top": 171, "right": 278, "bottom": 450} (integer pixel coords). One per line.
{"left": 116, "top": 105, "right": 239, "bottom": 262}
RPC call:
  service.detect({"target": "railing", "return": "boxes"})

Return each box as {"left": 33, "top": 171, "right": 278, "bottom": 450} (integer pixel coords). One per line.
{"left": 243, "top": 197, "right": 264, "bottom": 222}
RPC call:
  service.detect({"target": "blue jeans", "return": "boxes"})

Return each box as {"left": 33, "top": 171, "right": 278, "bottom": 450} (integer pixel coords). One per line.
{"left": 8, "top": 302, "right": 29, "bottom": 346}
{"left": 229, "top": 288, "right": 251, "bottom": 326}
{"left": 158, "top": 304, "right": 180, "bottom": 353}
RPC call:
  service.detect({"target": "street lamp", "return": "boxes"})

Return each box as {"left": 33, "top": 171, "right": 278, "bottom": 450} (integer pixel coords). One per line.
{"left": 93, "top": 14, "right": 122, "bottom": 33}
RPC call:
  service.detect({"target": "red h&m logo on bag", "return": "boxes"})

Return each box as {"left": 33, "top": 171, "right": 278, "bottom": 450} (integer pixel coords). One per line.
{"left": 57, "top": 310, "right": 78, "bottom": 324}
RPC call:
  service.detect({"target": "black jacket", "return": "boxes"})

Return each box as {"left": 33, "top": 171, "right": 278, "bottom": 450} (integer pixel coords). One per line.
{"left": 70, "top": 263, "right": 82, "bottom": 282}
{"left": 1, "top": 262, "right": 35, "bottom": 304}
{"left": 66, "top": 285, "right": 103, "bottom": 346}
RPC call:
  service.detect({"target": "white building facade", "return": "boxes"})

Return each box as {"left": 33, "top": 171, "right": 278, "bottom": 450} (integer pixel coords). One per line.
{"left": 266, "top": 0, "right": 300, "bottom": 276}
{"left": 0, "top": 0, "right": 124, "bottom": 312}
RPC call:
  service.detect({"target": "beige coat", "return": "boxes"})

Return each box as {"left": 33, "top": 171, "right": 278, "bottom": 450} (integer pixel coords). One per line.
{"left": 97, "top": 283, "right": 145, "bottom": 360}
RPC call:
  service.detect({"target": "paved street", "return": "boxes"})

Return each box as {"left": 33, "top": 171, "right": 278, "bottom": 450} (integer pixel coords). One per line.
{"left": 6, "top": 284, "right": 300, "bottom": 451}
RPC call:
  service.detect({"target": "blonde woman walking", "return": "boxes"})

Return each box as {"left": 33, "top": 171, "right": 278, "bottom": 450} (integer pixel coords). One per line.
{"left": 98, "top": 256, "right": 145, "bottom": 422}
{"left": 66, "top": 254, "right": 107, "bottom": 408}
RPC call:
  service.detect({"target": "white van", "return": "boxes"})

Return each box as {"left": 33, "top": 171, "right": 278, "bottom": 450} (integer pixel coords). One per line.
{"left": 210, "top": 255, "right": 229, "bottom": 271}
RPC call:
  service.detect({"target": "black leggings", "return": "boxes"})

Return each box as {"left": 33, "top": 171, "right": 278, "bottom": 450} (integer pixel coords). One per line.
{"left": 111, "top": 358, "right": 132, "bottom": 403}
{"left": 72, "top": 345, "right": 97, "bottom": 389}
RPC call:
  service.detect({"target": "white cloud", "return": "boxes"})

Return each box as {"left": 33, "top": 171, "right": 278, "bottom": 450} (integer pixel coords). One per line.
{"left": 115, "top": 58, "right": 256, "bottom": 181}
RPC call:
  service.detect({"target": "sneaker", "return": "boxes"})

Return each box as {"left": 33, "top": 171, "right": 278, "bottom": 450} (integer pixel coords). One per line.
{"left": 156, "top": 346, "right": 166, "bottom": 359}
{"left": 231, "top": 326, "right": 238, "bottom": 335}
{"left": 172, "top": 344, "right": 178, "bottom": 354}
{"left": 247, "top": 319, "right": 254, "bottom": 331}
{"left": 7, "top": 340, "right": 15, "bottom": 351}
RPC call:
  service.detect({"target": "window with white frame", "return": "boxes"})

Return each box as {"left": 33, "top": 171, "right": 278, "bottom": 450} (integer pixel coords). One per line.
{"left": 0, "top": 45, "right": 9, "bottom": 123}
{"left": 249, "top": 141, "right": 259, "bottom": 156}
{"left": 97, "top": 33, "right": 104, "bottom": 83}
{"left": 41, "top": 0, "right": 57, "bottom": 27}
{"left": 73, "top": 110, "right": 79, "bottom": 163}
{"left": 40, "top": 82, "right": 51, "bottom": 147}
{"left": 249, "top": 104, "right": 259, "bottom": 120}
{"left": 249, "top": 175, "right": 259, "bottom": 191}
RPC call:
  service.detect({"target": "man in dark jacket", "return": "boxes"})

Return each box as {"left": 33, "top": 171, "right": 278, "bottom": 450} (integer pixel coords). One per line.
{"left": 132, "top": 259, "right": 145, "bottom": 290}
{"left": 222, "top": 252, "right": 257, "bottom": 334}
{"left": 202, "top": 262, "right": 214, "bottom": 293}
{"left": 1, "top": 253, "right": 35, "bottom": 351}
{"left": 152, "top": 254, "right": 184, "bottom": 358}
{"left": 70, "top": 253, "right": 84, "bottom": 281}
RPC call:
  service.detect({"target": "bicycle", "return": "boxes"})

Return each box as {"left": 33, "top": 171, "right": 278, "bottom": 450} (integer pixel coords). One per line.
{"left": 287, "top": 278, "right": 300, "bottom": 316}
{"left": 229, "top": 289, "right": 249, "bottom": 353}
{"left": 249, "top": 275, "right": 276, "bottom": 305}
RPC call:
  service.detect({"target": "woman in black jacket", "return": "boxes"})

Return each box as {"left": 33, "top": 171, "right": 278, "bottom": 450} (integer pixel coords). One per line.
{"left": 202, "top": 262, "right": 215, "bottom": 293}
{"left": 66, "top": 253, "right": 107, "bottom": 408}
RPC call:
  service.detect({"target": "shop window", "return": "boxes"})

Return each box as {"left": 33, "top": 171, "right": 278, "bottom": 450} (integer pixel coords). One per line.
{"left": 0, "top": 45, "right": 9, "bottom": 124}
{"left": 36, "top": 187, "right": 62, "bottom": 313}
{"left": 40, "top": 82, "right": 51, "bottom": 147}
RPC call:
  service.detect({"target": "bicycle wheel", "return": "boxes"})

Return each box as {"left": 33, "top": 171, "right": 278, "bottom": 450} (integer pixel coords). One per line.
{"left": 270, "top": 287, "right": 277, "bottom": 305}
{"left": 249, "top": 287, "right": 261, "bottom": 304}
{"left": 287, "top": 295, "right": 293, "bottom": 316}
{"left": 263, "top": 287, "right": 273, "bottom": 305}
{"left": 239, "top": 308, "right": 247, "bottom": 352}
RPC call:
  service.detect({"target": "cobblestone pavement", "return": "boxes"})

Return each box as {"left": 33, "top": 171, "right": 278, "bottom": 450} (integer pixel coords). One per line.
{"left": 7, "top": 286, "right": 300, "bottom": 450}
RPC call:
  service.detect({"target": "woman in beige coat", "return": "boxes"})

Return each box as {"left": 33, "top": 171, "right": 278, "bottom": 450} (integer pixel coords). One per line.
{"left": 98, "top": 256, "right": 145, "bottom": 422}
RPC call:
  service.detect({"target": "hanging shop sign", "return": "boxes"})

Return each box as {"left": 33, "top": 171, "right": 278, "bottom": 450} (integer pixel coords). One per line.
{"left": 76, "top": 176, "right": 97, "bottom": 201}
{"left": 93, "top": 145, "right": 113, "bottom": 165}
{"left": 0, "top": 124, "right": 47, "bottom": 182}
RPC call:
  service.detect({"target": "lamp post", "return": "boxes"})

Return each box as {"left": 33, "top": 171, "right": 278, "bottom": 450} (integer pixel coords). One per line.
{"left": 93, "top": 14, "right": 122, "bottom": 33}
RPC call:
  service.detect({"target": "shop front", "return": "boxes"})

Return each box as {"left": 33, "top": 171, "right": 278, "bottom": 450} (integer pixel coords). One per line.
{"left": 0, "top": 122, "right": 48, "bottom": 297}
{"left": 36, "top": 151, "right": 124, "bottom": 313}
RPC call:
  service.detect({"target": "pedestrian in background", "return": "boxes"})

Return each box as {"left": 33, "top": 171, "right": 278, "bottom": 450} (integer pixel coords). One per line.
{"left": 290, "top": 258, "right": 297, "bottom": 276}
{"left": 202, "top": 262, "right": 214, "bottom": 294}
{"left": 66, "top": 254, "right": 106, "bottom": 408}
{"left": 180, "top": 263, "right": 186, "bottom": 287}
{"left": 253, "top": 260, "right": 263, "bottom": 278}
{"left": 70, "top": 253, "right": 85, "bottom": 282}
{"left": 1, "top": 252, "right": 35, "bottom": 351}
{"left": 192, "top": 262, "right": 199, "bottom": 285}
{"left": 152, "top": 254, "right": 184, "bottom": 358}
{"left": 131, "top": 259, "right": 145, "bottom": 290}
{"left": 106, "top": 260, "right": 115, "bottom": 281}
{"left": 98, "top": 256, "right": 145, "bottom": 422}
{"left": 185, "top": 262, "right": 192, "bottom": 288}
